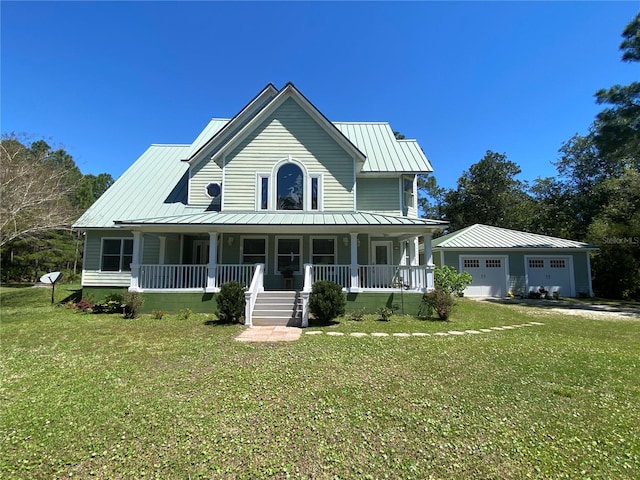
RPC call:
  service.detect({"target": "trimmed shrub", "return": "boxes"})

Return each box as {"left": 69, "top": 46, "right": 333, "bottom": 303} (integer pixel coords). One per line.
{"left": 177, "top": 308, "right": 193, "bottom": 320}
{"left": 123, "top": 291, "right": 145, "bottom": 319}
{"left": 422, "top": 286, "right": 455, "bottom": 320}
{"left": 152, "top": 310, "right": 165, "bottom": 319}
{"left": 309, "top": 281, "right": 346, "bottom": 322}
{"left": 216, "top": 281, "right": 245, "bottom": 323}
{"left": 435, "top": 265, "right": 473, "bottom": 297}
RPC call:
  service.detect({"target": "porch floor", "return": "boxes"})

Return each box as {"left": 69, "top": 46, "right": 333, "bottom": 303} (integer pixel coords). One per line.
{"left": 234, "top": 326, "right": 302, "bottom": 342}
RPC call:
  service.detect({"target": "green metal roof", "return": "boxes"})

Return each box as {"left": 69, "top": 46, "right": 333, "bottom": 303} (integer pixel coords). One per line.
{"left": 433, "top": 224, "right": 597, "bottom": 250}
{"left": 334, "top": 122, "right": 433, "bottom": 173}
{"left": 73, "top": 144, "right": 192, "bottom": 228}
{"left": 74, "top": 83, "right": 438, "bottom": 230}
{"left": 114, "top": 211, "right": 447, "bottom": 229}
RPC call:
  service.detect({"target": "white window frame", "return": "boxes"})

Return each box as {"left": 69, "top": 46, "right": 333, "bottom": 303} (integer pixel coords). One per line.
{"left": 275, "top": 236, "right": 303, "bottom": 274}
{"left": 254, "top": 157, "right": 323, "bottom": 212}
{"left": 255, "top": 173, "right": 271, "bottom": 210}
{"left": 240, "top": 236, "right": 268, "bottom": 267}
{"left": 309, "top": 173, "right": 323, "bottom": 211}
{"left": 309, "top": 236, "right": 337, "bottom": 265}
{"left": 100, "top": 238, "right": 134, "bottom": 272}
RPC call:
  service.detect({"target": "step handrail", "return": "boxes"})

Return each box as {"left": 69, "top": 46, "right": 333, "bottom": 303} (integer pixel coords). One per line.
{"left": 244, "top": 263, "right": 264, "bottom": 327}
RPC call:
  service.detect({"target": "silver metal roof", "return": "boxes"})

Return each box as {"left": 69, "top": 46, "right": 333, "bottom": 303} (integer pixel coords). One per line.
{"left": 334, "top": 122, "right": 433, "bottom": 173}
{"left": 183, "top": 119, "right": 229, "bottom": 160}
{"left": 184, "top": 119, "right": 432, "bottom": 174}
{"left": 433, "top": 224, "right": 597, "bottom": 250}
{"left": 115, "top": 211, "right": 447, "bottom": 229}
{"left": 73, "top": 145, "right": 193, "bottom": 228}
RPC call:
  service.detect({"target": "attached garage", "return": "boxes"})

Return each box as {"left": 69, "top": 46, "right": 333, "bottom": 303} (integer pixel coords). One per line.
{"left": 432, "top": 224, "right": 597, "bottom": 298}
{"left": 460, "top": 256, "right": 508, "bottom": 297}
{"left": 525, "top": 256, "right": 574, "bottom": 297}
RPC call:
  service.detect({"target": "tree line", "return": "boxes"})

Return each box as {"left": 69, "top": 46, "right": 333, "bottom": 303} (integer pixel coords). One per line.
{"left": 0, "top": 135, "right": 113, "bottom": 283}
{"left": 419, "top": 13, "right": 640, "bottom": 300}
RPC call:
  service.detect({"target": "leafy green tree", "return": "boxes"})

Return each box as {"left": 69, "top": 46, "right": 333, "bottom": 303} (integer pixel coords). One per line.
{"left": 587, "top": 169, "right": 640, "bottom": 299}
{"left": 441, "top": 150, "right": 534, "bottom": 231}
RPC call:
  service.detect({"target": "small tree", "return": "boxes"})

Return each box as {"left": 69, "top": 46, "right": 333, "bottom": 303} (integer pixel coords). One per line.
{"left": 434, "top": 265, "right": 473, "bottom": 297}
{"left": 216, "top": 281, "right": 245, "bottom": 323}
{"left": 309, "top": 281, "right": 346, "bottom": 322}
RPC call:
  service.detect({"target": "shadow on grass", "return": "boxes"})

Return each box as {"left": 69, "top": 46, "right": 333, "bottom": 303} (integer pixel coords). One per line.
{"left": 484, "top": 297, "right": 640, "bottom": 316}
{"left": 60, "top": 289, "right": 82, "bottom": 305}
{"left": 308, "top": 318, "right": 341, "bottom": 327}
{"left": 204, "top": 318, "right": 240, "bottom": 327}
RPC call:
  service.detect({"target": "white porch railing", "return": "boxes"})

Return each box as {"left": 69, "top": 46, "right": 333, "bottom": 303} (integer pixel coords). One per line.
{"left": 312, "top": 264, "right": 351, "bottom": 287}
{"left": 217, "top": 264, "right": 254, "bottom": 288}
{"left": 358, "top": 265, "right": 428, "bottom": 290}
{"left": 244, "top": 263, "right": 265, "bottom": 327}
{"left": 139, "top": 264, "right": 207, "bottom": 290}
{"left": 138, "top": 264, "right": 253, "bottom": 290}
{"left": 137, "top": 263, "right": 432, "bottom": 292}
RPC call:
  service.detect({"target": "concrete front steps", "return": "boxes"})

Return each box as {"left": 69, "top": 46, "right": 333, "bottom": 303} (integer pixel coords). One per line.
{"left": 251, "top": 291, "right": 301, "bottom": 327}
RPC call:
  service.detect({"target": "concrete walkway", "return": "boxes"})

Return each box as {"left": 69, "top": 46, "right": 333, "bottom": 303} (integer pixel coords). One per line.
{"left": 235, "top": 326, "right": 302, "bottom": 342}
{"left": 234, "top": 322, "right": 544, "bottom": 342}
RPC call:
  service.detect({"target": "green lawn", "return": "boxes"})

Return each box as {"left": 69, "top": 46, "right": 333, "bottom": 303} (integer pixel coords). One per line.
{"left": 1, "top": 285, "right": 639, "bottom": 479}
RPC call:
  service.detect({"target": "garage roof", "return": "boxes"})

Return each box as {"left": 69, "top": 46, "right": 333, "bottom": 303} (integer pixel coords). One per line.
{"left": 433, "top": 224, "right": 598, "bottom": 250}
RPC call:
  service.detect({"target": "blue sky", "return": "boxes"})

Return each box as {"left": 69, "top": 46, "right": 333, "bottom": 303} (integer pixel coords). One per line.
{"left": 2, "top": 1, "right": 638, "bottom": 191}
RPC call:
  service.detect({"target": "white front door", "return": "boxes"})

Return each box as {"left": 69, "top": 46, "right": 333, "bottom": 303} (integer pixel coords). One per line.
{"left": 461, "top": 256, "right": 507, "bottom": 297}
{"left": 526, "top": 256, "right": 573, "bottom": 296}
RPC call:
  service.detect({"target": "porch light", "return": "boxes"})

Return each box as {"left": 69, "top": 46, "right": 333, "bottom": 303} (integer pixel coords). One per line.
{"left": 343, "top": 237, "right": 349, "bottom": 246}
{"left": 228, "top": 236, "right": 234, "bottom": 246}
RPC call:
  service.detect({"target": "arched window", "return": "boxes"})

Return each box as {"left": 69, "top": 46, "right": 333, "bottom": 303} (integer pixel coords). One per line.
{"left": 277, "top": 163, "right": 304, "bottom": 210}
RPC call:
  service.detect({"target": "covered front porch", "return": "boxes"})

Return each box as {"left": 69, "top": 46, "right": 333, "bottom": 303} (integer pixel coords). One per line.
{"left": 127, "top": 231, "right": 438, "bottom": 294}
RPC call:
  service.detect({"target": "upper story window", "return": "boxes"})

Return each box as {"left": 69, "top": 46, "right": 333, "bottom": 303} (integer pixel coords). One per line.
{"left": 277, "top": 163, "right": 304, "bottom": 210}
{"left": 257, "top": 158, "right": 322, "bottom": 211}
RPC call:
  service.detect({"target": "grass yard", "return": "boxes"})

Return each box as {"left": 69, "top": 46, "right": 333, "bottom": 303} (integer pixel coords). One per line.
{"left": 1, "top": 285, "right": 639, "bottom": 479}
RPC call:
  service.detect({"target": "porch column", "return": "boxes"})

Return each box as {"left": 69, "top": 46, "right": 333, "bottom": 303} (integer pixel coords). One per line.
{"left": 349, "top": 232, "right": 360, "bottom": 292}
{"left": 423, "top": 233, "right": 434, "bottom": 291}
{"left": 410, "top": 237, "right": 419, "bottom": 266}
{"left": 206, "top": 232, "right": 218, "bottom": 293}
{"left": 129, "top": 231, "right": 142, "bottom": 292}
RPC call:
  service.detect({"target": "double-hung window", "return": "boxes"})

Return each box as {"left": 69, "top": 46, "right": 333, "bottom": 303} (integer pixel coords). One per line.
{"left": 101, "top": 239, "right": 133, "bottom": 272}
{"left": 242, "top": 238, "right": 266, "bottom": 265}
{"left": 311, "top": 238, "right": 335, "bottom": 265}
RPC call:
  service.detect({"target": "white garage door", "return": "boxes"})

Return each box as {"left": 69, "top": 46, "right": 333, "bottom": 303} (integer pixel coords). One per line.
{"left": 526, "top": 257, "right": 573, "bottom": 297}
{"left": 460, "top": 257, "right": 507, "bottom": 297}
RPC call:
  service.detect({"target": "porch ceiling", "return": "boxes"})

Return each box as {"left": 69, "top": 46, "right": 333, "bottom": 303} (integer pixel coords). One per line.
{"left": 114, "top": 211, "right": 448, "bottom": 233}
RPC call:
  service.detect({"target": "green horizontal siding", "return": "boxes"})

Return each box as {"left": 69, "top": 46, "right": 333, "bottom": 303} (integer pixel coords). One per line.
{"left": 356, "top": 177, "right": 400, "bottom": 214}
{"left": 224, "top": 97, "right": 354, "bottom": 211}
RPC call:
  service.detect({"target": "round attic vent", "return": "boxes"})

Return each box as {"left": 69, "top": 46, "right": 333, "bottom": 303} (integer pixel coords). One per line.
{"left": 206, "top": 182, "right": 221, "bottom": 199}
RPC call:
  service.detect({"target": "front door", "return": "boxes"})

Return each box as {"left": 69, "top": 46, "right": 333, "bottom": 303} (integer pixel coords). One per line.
{"left": 192, "top": 240, "right": 209, "bottom": 264}
{"left": 371, "top": 241, "right": 393, "bottom": 287}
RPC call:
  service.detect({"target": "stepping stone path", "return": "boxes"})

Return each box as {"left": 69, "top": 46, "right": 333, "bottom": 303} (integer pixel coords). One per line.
{"left": 303, "top": 322, "right": 545, "bottom": 339}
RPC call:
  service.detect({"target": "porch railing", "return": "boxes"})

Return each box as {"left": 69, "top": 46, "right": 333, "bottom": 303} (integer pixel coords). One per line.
{"left": 137, "top": 263, "right": 432, "bottom": 291}
{"left": 139, "top": 264, "right": 253, "bottom": 290}
{"left": 139, "top": 264, "right": 207, "bottom": 290}
{"left": 312, "top": 264, "right": 351, "bottom": 287}
{"left": 217, "top": 264, "right": 254, "bottom": 288}
{"left": 357, "top": 265, "right": 428, "bottom": 290}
